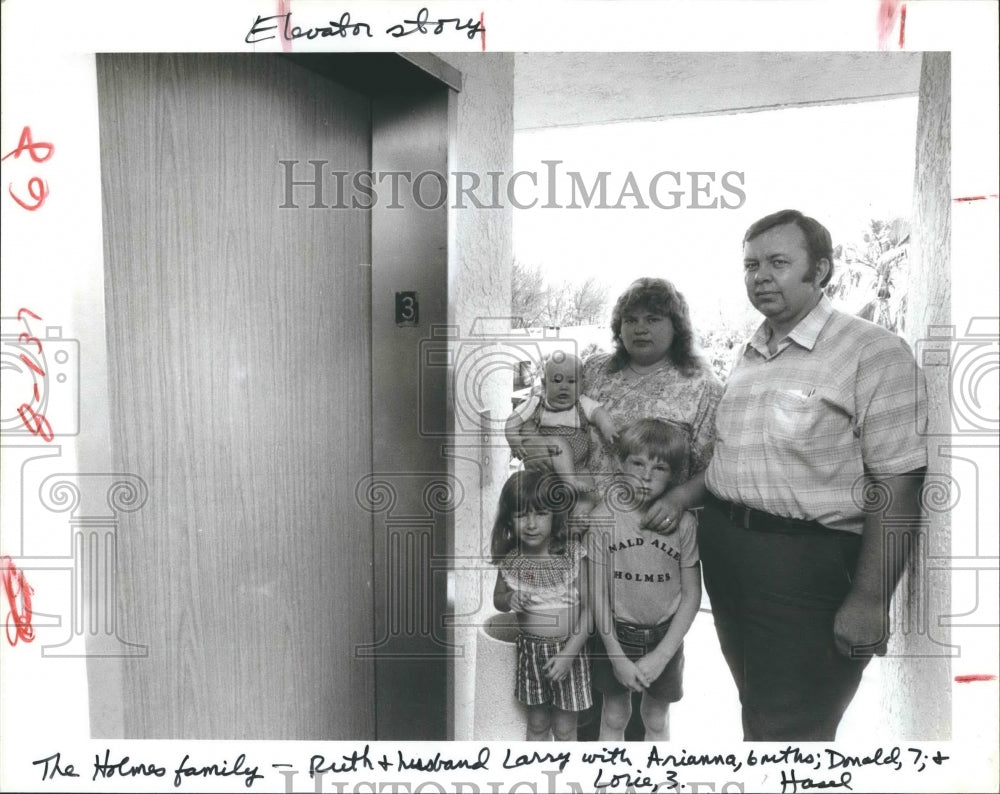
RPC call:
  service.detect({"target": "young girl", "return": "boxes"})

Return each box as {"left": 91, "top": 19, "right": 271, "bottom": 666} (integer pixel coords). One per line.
{"left": 491, "top": 469, "right": 593, "bottom": 740}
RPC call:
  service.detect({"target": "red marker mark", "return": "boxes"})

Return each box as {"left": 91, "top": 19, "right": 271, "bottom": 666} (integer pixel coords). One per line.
{"left": 2, "top": 556, "right": 35, "bottom": 645}
{"left": 12, "top": 308, "right": 56, "bottom": 441}
{"left": 278, "top": 0, "right": 292, "bottom": 52}
{"left": 9, "top": 176, "right": 49, "bottom": 211}
{"left": 898, "top": 3, "right": 907, "bottom": 48}
{"left": 1, "top": 126, "right": 54, "bottom": 163}
{"left": 954, "top": 194, "right": 1000, "bottom": 202}
{"left": 19, "top": 333, "right": 44, "bottom": 355}
{"left": 4, "top": 127, "right": 55, "bottom": 211}
{"left": 21, "top": 353, "right": 45, "bottom": 377}
{"left": 18, "top": 404, "right": 54, "bottom": 442}
{"left": 877, "top": 0, "right": 903, "bottom": 50}
{"left": 480, "top": 11, "right": 486, "bottom": 51}
{"left": 17, "top": 307, "right": 42, "bottom": 322}
{"left": 955, "top": 674, "right": 997, "bottom": 683}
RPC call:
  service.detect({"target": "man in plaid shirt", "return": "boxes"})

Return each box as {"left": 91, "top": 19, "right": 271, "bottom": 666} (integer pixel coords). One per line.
{"left": 682, "top": 209, "right": 927, "bottom": 740}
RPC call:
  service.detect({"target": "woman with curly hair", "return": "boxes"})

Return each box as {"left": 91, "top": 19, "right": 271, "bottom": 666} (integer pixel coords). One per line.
{"left": 582, "top": 277, "right": 723, "bottom": 529}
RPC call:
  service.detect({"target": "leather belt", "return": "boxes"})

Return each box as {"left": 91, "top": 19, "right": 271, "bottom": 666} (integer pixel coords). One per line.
{"left": 710, "top": 496, "right": 826, "bottom": 534}
{"left": 614, "top": 619, "right": 671, "bottom": 647}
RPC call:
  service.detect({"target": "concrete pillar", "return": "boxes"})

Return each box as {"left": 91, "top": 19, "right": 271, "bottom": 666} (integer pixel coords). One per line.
{"left": 882, "top": 51, "right": 952, "bottom": 739}
{"left": 438, "top": 53, "right": 516, "bottom": 740}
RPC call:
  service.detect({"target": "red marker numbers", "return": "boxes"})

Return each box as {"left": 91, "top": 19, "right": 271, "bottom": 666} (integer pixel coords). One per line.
{"left": 2, "top": 556, "right": 35, "bottom": 645}
{"left": 14, "top": 308, "right": 55, "bottom": 441}
{"left": 2, "top": 126, "right": 55, "bottom": 211}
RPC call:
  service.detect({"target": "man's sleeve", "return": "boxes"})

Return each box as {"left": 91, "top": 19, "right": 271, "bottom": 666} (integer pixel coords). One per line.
{"left": 855, "top": 335, "right": 928, "bottom": 476}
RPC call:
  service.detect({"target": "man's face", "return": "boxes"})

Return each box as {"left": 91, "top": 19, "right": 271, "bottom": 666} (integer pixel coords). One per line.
{"left": 543, "top": 356, "right": 579, "bottom": 410}
{"left": 743, "top": 223, "right": 828, "bottom": 332}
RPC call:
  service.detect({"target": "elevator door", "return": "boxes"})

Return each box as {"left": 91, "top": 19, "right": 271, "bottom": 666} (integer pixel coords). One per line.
{"left": 97, "top": 53, "right": 374, "bottom": 738}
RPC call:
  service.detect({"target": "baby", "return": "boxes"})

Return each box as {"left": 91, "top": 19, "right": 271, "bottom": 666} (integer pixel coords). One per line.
{"left": 505, "top": 351, "right": 617, "bottom": 495}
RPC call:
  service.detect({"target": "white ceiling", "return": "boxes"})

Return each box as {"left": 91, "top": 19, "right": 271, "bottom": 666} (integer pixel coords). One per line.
{"left": 514, "top": 52, "right": 922, "bottom": 130}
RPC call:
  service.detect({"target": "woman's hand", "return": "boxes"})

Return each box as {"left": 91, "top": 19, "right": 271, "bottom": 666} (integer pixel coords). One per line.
{"left": 641, "top": 472, "right": 707, "bottom": 534}
{"left": 591, "top": 406, "right": 619, "bottom": 446}
{"left": 515, "top": 431, "right": 560, "bottom": 472}
{"left": 640, "top": 490, "right": 685, "bottom": 534}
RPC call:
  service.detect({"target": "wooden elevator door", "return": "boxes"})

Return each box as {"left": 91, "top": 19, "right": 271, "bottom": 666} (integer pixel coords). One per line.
{"left": 97, "top": 53, "right": 374, "bottom": 738}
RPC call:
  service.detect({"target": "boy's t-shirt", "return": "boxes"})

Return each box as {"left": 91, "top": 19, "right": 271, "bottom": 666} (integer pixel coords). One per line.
{"left": 590, "top": 507, "right": 698, "bottom": 626}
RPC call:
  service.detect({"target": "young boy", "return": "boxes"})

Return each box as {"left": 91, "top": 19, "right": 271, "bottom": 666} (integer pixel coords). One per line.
{"left": 586, "top": 417, "right": 701, "bottom": 741}
{"left": 505, "top": 351, "right": 617, "bottom": 495}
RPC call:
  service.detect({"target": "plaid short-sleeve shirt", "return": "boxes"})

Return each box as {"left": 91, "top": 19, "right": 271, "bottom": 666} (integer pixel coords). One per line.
{"left": 705, "top": 295, "right": 927, "bottom": 534}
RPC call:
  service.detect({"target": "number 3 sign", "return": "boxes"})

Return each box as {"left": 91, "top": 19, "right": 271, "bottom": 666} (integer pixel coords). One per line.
{"left": 395, "top": 291, "right": 419, "bottom": 326}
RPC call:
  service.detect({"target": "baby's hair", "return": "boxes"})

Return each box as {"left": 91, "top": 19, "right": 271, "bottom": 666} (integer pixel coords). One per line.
{"left": 539, "top": 350, "right": 582, "bottom": 384}
{"left": 616, "top": 418, "right": 689, "bottom": 486}
{"left": 490, "top": 469, "right": 570, "bottom": 565}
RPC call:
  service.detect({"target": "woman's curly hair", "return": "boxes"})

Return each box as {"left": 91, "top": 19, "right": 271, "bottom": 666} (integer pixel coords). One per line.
{"left": 608, "top": 277, "right": 706, "bottom": 375}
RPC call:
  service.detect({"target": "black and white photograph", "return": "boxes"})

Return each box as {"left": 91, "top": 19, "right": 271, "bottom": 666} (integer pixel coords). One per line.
{"left": 1, "top": 1, "right": 997, "bottom": 792}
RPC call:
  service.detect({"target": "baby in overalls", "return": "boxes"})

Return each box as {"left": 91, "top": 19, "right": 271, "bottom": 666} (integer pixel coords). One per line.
{"left": 505, "top": 351, "right": 618, "bottom": 499}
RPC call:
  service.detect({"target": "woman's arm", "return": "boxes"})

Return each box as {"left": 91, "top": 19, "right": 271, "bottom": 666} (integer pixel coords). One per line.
{"left": 589, "top": 404, "right": 619, "bottom": 445}
{"left": 641, "top": 471, "right": 708, "bottom": 533}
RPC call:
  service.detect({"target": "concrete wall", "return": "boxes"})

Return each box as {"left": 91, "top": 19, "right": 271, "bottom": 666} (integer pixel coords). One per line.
{"left": 437, "top": 52, "right": 516, "bottom": 741}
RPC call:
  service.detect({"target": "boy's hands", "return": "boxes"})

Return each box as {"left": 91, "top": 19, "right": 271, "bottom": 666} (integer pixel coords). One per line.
{"left": 543, "top": 650, "right": 575, "bottom": 682}
{"left": 633, "top": 650, "right": 669, "bottom": 684}
{"left": 610, "top": 655, "right": 650, "bottom": 692}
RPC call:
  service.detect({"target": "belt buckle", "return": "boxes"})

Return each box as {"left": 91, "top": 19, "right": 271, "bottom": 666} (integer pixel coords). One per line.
{"left": 616, "top": 622, "right": 644, "bottom": 645}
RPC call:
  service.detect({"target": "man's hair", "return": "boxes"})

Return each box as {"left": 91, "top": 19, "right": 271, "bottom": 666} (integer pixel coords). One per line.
{"left": 615, "top": 418, "right": 689, "bottom": 477}
{"left": 743, "top": 209, "right": 835, "bottom": 287}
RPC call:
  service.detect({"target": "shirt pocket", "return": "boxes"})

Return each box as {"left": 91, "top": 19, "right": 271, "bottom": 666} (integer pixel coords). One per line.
{"left": 764, "top": 388, "right": 830, "bottom": 440}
